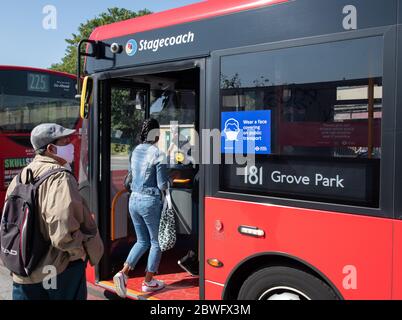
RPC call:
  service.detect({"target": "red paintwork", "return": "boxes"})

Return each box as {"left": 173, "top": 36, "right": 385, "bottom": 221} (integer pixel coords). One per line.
{"left": 205, "top": 197, "right": 393, "bottom": 300}
{"left": 205, "top": 281, "right": 224, "bottom": 300}
{"left": 392, "top": 221, "right": 402, "bottom": 299}
{"left": 86, "top": 264, "right": 96, "bottom": 284}
{"left": 0, "top": 65, "right": 75, "bottom": 79}
{"left": 90, "top": 0, "right": 288, "bottom": 41}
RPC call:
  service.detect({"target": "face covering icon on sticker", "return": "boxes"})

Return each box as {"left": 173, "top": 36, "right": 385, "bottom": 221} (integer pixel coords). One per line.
{"left": 224, "top": 118, "right": 241, "bottom": 141}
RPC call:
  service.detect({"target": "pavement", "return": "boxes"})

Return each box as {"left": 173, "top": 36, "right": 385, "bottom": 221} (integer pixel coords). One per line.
{"left": 111, "top": 156, "right": 130, "bottom": 170}
{"left": 0, "top": 261, "right": 113, "bottom": 301}
{"left": 0, "top": 262, "right": 12, "bottom": 300}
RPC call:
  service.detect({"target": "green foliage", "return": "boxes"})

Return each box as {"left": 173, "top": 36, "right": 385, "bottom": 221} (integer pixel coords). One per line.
{"left": 221, "top": 73, "right": 242, "bottom": 89}
{"left": 111, "top": 87, "right": 145, "bottom": 150}
{"left": 50, "top": 7, "right": 152, "bottom": 74}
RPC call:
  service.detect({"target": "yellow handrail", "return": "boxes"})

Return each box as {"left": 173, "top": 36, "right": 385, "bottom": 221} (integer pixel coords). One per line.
{"left": 173, "top": 179, "right": 191, "bottom": 184}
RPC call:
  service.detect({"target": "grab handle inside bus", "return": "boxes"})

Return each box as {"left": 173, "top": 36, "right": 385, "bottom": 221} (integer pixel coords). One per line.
{"left": 80, "top": 76, "right": 93, "bottom": 119}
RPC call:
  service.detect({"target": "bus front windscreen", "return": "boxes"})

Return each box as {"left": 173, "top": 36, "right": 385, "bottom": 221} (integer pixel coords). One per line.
{"left": 0, "top": 70, "right": 79, "bottom": 133}
{"left": 0, "top": 95, "right": 79, "bottom": 133}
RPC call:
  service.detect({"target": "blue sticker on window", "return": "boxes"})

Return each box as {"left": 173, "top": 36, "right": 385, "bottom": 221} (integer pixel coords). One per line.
{"left": 221, "top": 110, "right": 272, "bottom": 154}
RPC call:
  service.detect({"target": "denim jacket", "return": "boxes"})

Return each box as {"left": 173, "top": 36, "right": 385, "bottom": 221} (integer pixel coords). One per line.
{"left": 130, "top": 143, "right": 168, "bottom": 197}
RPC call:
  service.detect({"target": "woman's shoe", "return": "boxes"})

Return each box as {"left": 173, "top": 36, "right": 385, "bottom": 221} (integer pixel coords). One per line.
{"left": 113, "top": 272, "right": 128, "bottom": 298}
{"left": 142, "top": 279, "right": 165, "bottom": 292}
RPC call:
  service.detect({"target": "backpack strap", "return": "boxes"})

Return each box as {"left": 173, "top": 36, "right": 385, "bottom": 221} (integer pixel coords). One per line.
{"left": 33, "top": 168, "right": 72, "bottom": 189}
{"left": 17, "top": 168, "right": 35, "bottom": 185}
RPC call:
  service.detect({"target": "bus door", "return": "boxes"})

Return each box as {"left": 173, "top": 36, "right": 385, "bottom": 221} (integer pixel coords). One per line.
{"left": 103, "top": 80, "right": 148, "bottom": 275}
{"left": 98, "top": 65, "right": 202, "bottom": 300}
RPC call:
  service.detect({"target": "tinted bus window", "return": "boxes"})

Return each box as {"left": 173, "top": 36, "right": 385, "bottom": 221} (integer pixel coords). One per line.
{"left": 0, "top": 71, "right": 78, "bottom": 133}
{"left": 0, "top": 95, "right": 79, "bottom": 132}
{"left": 220, "top": 37, "right": 383, "bottom": 207}
{"left": 151, "top": 88, "right": 197, "bottom": 163}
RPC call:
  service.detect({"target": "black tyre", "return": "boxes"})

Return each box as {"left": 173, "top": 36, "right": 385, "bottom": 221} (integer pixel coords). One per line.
{"left": 238, "top": 266, "right": 339, "bottom": 300}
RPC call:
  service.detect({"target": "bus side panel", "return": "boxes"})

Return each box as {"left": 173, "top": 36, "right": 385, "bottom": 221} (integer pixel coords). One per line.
{"left": 204, "top": 281, "right": 224, "bottom": 300}
{"left": 86, "top": 264, "right": 96, "bottom": 284}
{"left": 205, "top": 197, "right": 393, "bottom": 300}
{"left": 392, "top": 221, "right": 402, "bottom": 299}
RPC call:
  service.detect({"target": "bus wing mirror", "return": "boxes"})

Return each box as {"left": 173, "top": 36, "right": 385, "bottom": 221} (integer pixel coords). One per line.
{"left": 80, "top": 76, "right": 93, "bottom": 119}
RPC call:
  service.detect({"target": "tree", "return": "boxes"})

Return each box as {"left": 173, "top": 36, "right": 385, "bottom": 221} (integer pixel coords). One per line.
{"left": 50, "top": 8, "right": 152, "bottom": 74}
{"left": 111, "top": 87, "right": 145, "bottom": 151}
{"left": 220, "top": 73, "right": 242, "bottom": 89}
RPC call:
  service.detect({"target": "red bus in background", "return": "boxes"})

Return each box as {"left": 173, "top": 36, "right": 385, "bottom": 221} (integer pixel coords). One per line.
{"left": 0, "top": 66, "right": 81, "bottom": 211}
{"left": 79, "top": 0, "right": 402, "bottom": 300}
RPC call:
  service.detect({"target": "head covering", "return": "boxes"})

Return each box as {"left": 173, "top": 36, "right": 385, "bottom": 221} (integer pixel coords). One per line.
{"left": 30, "top": 123, "right": 76, "bottom": 151}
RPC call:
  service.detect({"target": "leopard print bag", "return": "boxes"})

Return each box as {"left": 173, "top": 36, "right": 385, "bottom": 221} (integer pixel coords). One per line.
{"left": 158, "top": 189, "right": 176, "bottom": 252}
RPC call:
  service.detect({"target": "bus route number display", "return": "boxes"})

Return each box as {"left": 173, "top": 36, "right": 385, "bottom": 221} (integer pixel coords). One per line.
{"left": 243, "top": 166, "right": 345, "bottom": 188}
{"left": 221, "top": 110, "right": 272, "bottom": 155}
{"left": 27, "top": 73, "right": 50, "bottom": 93}
{"left": 221, "top": 158, "right": 380, "bottom": 207}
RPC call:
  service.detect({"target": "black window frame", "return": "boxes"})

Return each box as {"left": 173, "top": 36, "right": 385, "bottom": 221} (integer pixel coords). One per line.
{"left": 207, "top": 26, "right": 397, "bottom": 219}
{"left": 395, "top": 24, "right": 402, "bottom": 220}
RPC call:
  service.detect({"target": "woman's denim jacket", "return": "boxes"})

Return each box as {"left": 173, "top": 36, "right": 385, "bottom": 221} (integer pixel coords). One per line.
{"left": 130, "top": 143, "right": 168, "bottom": 197}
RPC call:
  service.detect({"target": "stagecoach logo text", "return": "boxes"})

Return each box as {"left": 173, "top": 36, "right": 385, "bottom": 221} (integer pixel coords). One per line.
{"left": 125, "top": 31, "right": 195, "bottom": 56}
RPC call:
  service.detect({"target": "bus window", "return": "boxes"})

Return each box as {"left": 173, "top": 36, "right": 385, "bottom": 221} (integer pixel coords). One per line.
{"left": 150, "top": 88, "right": 197, "bottom": 165}
{"left": 147, "top": 69, "right": 199, "bottom": 237}
{"left": 0, "top": 96, "right": 79, "bottom": 132}
{"left": 220, "top": 36, "right": 383, "bottom": 207}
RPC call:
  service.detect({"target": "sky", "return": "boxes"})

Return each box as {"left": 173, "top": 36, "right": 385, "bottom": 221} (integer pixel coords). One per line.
{"left": 0, "top": 0, "right": 202, "bottom": 69}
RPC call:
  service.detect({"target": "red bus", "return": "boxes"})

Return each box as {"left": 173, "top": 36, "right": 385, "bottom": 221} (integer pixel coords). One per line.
{"left": 78, "top": 0, "right": 402, "bottom": 300}
{"left": 0, "top": 66, "right": 81, "bottom": 212}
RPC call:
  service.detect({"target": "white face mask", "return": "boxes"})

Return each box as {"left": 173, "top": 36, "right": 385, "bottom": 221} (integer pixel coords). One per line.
{"left": 63, "top": 163, "right": 72, "bottom": 172}
{"left": 53, "top": 144, "right": 75, "bottom": 164}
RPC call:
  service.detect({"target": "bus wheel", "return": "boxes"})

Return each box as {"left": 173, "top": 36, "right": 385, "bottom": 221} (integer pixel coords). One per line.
{"left": 238, "top": 266, "right": 339, "bottom": 300}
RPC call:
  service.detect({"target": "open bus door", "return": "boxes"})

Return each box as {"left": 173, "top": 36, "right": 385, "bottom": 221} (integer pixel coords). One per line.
{"left": 86, "top": 61, "right": 204, "bottom": 300}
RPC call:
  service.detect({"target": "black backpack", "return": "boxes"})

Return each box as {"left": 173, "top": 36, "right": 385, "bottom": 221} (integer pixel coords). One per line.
{"left": 0, "top": 168, "right": 69, "bottom": 277}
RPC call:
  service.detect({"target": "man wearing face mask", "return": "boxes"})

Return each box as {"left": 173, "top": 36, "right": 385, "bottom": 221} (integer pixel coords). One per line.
{"left": 5, "top": 123, "right": 104, "bottom": 300}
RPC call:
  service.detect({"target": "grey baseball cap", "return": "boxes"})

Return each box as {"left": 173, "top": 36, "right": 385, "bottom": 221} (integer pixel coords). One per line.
{"left": 30, "top": 123, "right": 76, "bottom": 151}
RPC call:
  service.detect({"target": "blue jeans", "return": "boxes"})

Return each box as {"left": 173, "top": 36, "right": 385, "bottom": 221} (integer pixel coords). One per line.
{"left": 12, "top": 260, "right": 87, "bottom": 300}
{"left": 126, "top": 193, "right": 163, "bottom": 273}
